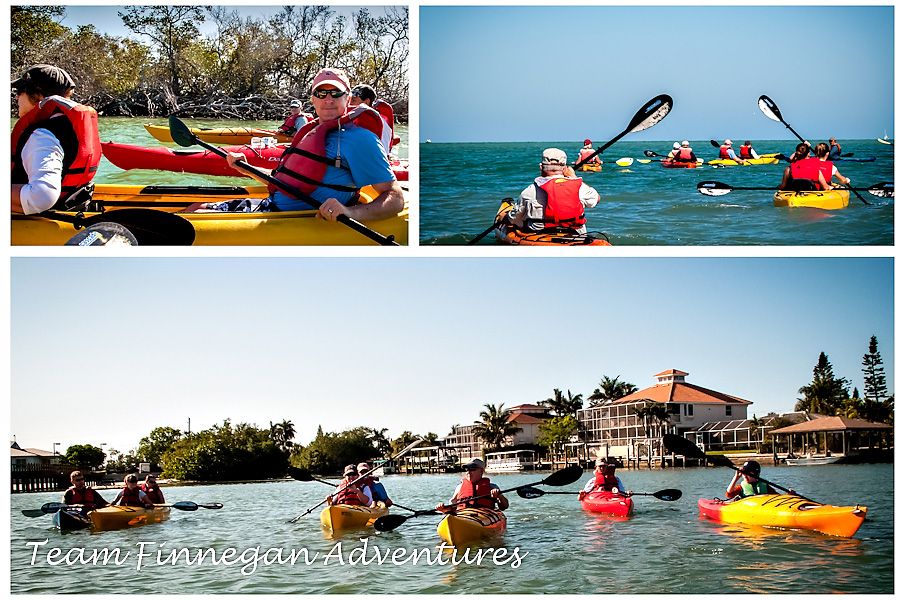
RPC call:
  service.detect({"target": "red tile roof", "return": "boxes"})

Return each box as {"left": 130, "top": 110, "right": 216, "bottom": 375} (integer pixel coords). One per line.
{"left": 508, "top": 404, "right": 549, "bottom": 412}
{"left": 654, "top": 369, "right": 689, "bottom": 378}
{"left": 611, "top": 381, "right": 751, "bottom": 405}
{"left": 770, "top": 416, "right": 891, "bottom": 434}
{"left": 507, "top": 414, "right": 547, "bottom": 425}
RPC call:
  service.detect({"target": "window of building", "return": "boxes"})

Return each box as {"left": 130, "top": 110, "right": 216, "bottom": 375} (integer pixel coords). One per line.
{"left": 684, "top": 404, "right": 693, "bottom": 416}
{"left": 725, "top": 406, "right": 732, "bottom": 416}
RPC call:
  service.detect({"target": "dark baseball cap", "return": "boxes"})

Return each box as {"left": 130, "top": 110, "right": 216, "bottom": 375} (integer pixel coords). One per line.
{"left": 12, "top": 64, "right": 75, "bottom": 96}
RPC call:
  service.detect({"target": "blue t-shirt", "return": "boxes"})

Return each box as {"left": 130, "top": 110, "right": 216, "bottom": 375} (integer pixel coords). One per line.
{"left": 272, "top": 123, "right": 395, "bottom": 211}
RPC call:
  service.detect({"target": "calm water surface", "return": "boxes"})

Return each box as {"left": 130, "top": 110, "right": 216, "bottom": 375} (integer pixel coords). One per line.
{"left": 10, "top": 464, "right": 893, "bottom": 594}
{"left": 420, "top": 140, "right": 894, "bottom": 245}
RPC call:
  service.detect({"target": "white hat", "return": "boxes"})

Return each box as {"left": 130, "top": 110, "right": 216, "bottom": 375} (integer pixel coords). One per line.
{"left": 541, "top": 148, "right": 567, "bottom": 166}
{"left": 681, "top": 140, "right": 690, "bottom": 147}
{"left": 724, "top": 139, "right": 733, "bottom": 146}
{"left": 673, "top": 142, "right": 681, "bottom": 149}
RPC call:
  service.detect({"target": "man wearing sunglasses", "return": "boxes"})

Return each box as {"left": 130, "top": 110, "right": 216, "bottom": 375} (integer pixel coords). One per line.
{"left": 220, "top": 67, "right": 403, "bottom": 223}
{"left": 435, "top": 458, "right": 509, "bottom": 514}
{"left": 502, "top": 148, "right": 600, "bottom": 235}
{"left": 62, "top": 470, "right": 109, "bottom": 514}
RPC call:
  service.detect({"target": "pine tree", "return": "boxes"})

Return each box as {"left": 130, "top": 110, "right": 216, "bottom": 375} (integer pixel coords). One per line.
{"left": 862, "top": 335, "right": 889, "bottom": 403}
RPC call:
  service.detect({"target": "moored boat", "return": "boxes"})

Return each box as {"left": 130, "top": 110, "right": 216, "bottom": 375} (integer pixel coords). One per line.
{"left": 144, "top": 124, "right": 291, "bottom": 145}
{"left": 320, "top": 503, "right": 389, "bottom": 530}
{"left": 11, "top": 185, "right": 409, "bottom": 246}
{"left": 52, "top": 509, "right": 92, "bottom": 530}
{"left": 88, "top": 506, "right": 171, "bottom": 531}
{"left": 698, "top": 494, "right": 866, "bottom": 538}
{"left": 437, "top": 507, "right": 507, "bottom": 546}
{"left": 581, "top": 491, "right": 634, "bottom": 518}
{"left": 101, "top": 142, "right": 409, "bottom": 181}
{"left": 493, "top": 200, "right": 611, "bottom": 246}
{"left": 773, "top": 189, "right": 849, "bottom": 210}
{"left": 784, "top": 455, "right": 842, "bottom": 466}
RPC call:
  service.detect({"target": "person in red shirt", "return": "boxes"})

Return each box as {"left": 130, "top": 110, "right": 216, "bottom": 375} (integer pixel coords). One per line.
{"left": 140, "top": 474, "right": 166, "bottom": 504}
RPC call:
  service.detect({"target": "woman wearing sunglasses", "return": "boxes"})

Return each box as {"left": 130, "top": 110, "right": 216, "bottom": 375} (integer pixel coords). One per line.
{"left": 211, "top": 67, "right": 403, "bottom": 223}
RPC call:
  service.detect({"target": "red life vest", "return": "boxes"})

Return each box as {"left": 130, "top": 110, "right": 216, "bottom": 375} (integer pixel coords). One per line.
{"left": 458, "top": 477, "right": 495, "bottom": 509}
{"left": 278, "top": 113, "right": 303, "bottom": 134}
{"left": 140, "top": 483, "right": 165, "bottom": 504}
{"left": 718, "top": 147, "right": 731, "bottom": 159}
{"left": 790, "top": 157, "right": 823, "bottom": 188}
{"left": 332, "top": 478, "right": 364, "bottom": 505}
{"left": 578, "top": 148, "right": 597, "bottom": 164}
{"left": 817, "top": 159, "right": 834, "bottom": 184}
{"left": 11, "top": 96, "right": 101, "bottom": 208}
{"left": 592, "top": 470, "right": 619, "bottom": 492}
{"left": 120, "top": 485, "right": 144, "bottom": 507}
{"left": 675, "top": 148, "right": 695, "bottom": 162}
{"left": 373, "top": 100, "right": 396, "bottom": 149}
{"left": 537, "top": 177, "right": 586, "bottom": 229}
{"left": 270, "top": 104, "right": 384, "bottom": 199}
{"left": 739, "top": 145, "right": 753, "bottom": 158}
{"left": 65, "top": 486, "right": 103, "bottom": 510}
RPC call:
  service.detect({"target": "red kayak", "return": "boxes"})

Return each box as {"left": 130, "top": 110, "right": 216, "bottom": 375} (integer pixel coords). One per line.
{"left": 661, "top": 160, "right": 700, "bottom": 168}
{"left": 581, "top": 491, "right": 634, "bottom": 517}
{"left": 101, "top": 142, "right": 409, "bottom": 181}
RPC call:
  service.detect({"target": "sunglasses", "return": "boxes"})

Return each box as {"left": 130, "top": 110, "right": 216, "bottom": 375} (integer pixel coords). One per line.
{"left": 312, "top": 89, "right": 347, "bottom": 99}
{"left": 463, "top": 466, "right": 481, "bottom": 472}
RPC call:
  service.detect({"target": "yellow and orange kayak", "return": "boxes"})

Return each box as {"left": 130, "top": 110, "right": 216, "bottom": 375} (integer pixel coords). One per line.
{"left": 437, "top": 507, "right": 507, "bottom": 546}
{"left": 698, "top": 494, "right": 866, "bottom": 537}
{"left": 88, "top": 506, "right": 171, "bottom": 531}
{"left": 494, "top": 200, "right": 611, "bottom": 246}
{"left": 320, "top": 503, "right": 389, "bottom": 530}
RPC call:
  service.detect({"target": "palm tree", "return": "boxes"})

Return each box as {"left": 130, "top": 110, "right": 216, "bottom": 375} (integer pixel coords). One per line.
{"left": 472, "top": 403, "right": 523, "bottom": 451}
{"left": 363, "top": 427, "right": 392, "bottom": 456}
{"left": 540, "top": 389, "right": 583, "bottom": 417}
{"left": 269, "top": 419, "right": 296, "bottom": 451}
{"left": 588, "top": 376, "right": 638, "bottom": 406}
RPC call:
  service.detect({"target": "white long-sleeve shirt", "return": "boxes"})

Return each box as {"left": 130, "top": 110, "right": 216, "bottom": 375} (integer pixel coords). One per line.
{"left": 18, "top": 128, "right": 65, "bottom": 215}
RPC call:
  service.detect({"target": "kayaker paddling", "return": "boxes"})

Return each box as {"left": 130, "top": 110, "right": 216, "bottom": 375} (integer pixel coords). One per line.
{"left": 186, "top": 67, "right": 404, "bottom": 224}
{"left": 140, "top": 474, "right": 166, "bottom": 504}
{"left": 726, "top": 460, "right": 796, "bottom": 500}
{"left": 327, "top": 465, "right": 372, "bottom": 506}
{"left": 62, "top": 470, "right": 109, "bottom": 515}
{"left": 111, "top": 474, "right": 155, "bottom": 508}
{"left": 501, "top": 148, "right": 600, "bottom": 236}
{"left": 357, "top": 462, "right": 393, "bottom": 507}
{"left": 578, "top": 458, "right": 632, "bottom": 499}
{"left": 739, "top": 141, "right": 760, "bottom": 160}
{"left": 777, "top": 142, "right": 831, "bottom": 192}
{"left": 575, "top": 139, "right": 603, "bottom": 169}
{"left": 667, "top": 142, "right": 681, "bottom": 159}
{"left": 436, "top": 458, "right": 509, "bottom": 514}
{"left": 277, "top": 99, "right": 313, "bottom": 137}
{"left": 669, "top": 140, "right": 698, "bottom": 164}
{"left": 716, "top": 140, "right": 746, "bottom": 165}
{"left": 349, "top": 84, "right": 400, "bottom": 154}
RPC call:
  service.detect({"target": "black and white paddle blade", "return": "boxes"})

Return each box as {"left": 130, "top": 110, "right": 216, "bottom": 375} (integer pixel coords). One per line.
{"left": 198, "top": 502, "right": 224, "bottom": 509}
{"left": 40, "top": 502, "right": 70, "bottom": 514}
{"left": 170, "top": 501, "right": 199, "bottom": 511}
{"left": 628, "top": 94, "right": 673, "bottom": 133}
{"left": 373, "top": 514, "right": 411, "bottom": 532}
{"left": 868, "top": 182, "right": 894, "bottom": 198}
{"left": 654, "top": 489, "right": 683, "bottom": 501}
{"left": 516, "top": 486, "right": 546, "bottom": 499}
{"left": 758, "top": 95, "right": 783, "bottom": 123}
{"left": 65, "top": 222, "right": 137, "bottom": 246}
{"left": 697, "top": 181, "right": 733, "bottom": 196}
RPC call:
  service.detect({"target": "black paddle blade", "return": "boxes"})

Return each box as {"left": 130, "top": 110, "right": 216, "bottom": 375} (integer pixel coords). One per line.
{"left": 517, "top": 486, "right": 546, "bottom": 499}
{"left": 627, "top": 94, "right": 673, "bottom": 133}
{"left": 65, "top": 222, "right": 137, "bottom": 246}
{"left": 868, "top": 182, "right": 894, "bottom": 198}
{"left": 41, "top": 502, "right": 69, "bottom": 514}
{"left": 697, "top": 181, "right": 733, "bottom": 196}
{"left": 654, "top": 489, "right": 683, "bottom": 501}
{"left": 86, "top": 210, "right": 195, "bottom": 246}
{"left": 198, "top": 502, "right": 224, "bottom": 509}
{"left": 22, "top": 509, "right": 48, "bottom": 517}
{"left": 288, "top": 467, "right": 314, "bottom": 482}
{"left": 543, "top": 464, "right": 583, "bottom": 487}
{"left": 758, "top": 95, "right": 784, "bottom": 123}
{"left": 662, "top": 434, "right": 706, "bottom": 458}
{"left": 644, "top": 150, "right": 661, "bottom": 158}
{"left": 373, "top": 514, "right": 410, "bottom": 532}
{"left": 170, "top": 501, "right": 199, "bottom": 511}
{"left": 168, "top": 115, "right": 198, "bottom": 147}
{"left": 709, "top": 139, "right": 720, "bottom": 148}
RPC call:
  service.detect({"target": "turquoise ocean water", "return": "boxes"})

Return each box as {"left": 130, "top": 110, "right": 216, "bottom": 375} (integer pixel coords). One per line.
{"left": 10, "top": 464, "right": 893, "bottom": 594}
{"left": 420, "top": 140, "right": 894, "bottom": 245}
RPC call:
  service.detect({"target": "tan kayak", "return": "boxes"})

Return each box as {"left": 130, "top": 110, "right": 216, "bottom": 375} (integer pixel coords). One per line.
{"left": 320, "top": 503, "right": 389, "bottom": 530}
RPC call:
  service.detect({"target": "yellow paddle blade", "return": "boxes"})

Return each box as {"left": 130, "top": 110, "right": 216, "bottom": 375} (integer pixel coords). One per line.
{"left": 616, "top": 158, "right": 634, "bottom": 167}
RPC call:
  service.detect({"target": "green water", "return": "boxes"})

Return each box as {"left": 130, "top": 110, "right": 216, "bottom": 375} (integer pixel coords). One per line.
{"left": 420, "top": 140, "right": 894, "bottom": 245}
{"left": 11, "top": 117, "right": 409, "bottom": 188}
{"left": 10, "top": 464, "right": 893, "bottom": 593}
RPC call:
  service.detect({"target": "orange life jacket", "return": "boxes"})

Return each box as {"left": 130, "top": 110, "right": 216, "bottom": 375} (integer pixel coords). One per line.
{"left": 592, "top": 470, "right": 619, "bottom": 492}
{"left": 11, "top": 96, "right": 101, "bottom": 209}
{"left": 537, "top": 177, "right": 586, "bottom": 229}
{"left": 140, "top": 483, "right": 165, "bottom": 504}
{"left": 65, "top": 486, "right": 104, "bottom": 510}
{"left": 270, "top": 105, "right": 384, "bottom": 198}
{"left": 675, "top": 148, "right": 695, "bottom": 162}
{"left": 332, "top": 478, "right": 364, "bottom": 505}
{"left": 458, "top": 477, "right": 495, "bottom": 509}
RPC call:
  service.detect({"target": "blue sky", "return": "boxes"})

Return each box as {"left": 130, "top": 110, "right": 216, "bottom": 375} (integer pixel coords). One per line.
{"left": 10, "top": 258, "right": 893, "bottom": 456}
{"left": 420, "top": 6, "right": 894, "bottom": 142}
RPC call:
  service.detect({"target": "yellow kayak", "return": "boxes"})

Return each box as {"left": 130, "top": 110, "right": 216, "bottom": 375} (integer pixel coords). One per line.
{"left": 494, "top": 200, "right": 611, "bottom": 246}
{"left": 437, "top": 508, "right": 507, "bottom": 546}
{"left": 698, "top": 495, "right": 866, "bottom": 538}
{"left": 320, "top": 503, "right": 389, "bottom": 530}
{"left": 709, "top": 155, "right": 780, "bottom": 166}
{"left": 11, "top": 185, "right": 408, "bottom": 246}
{"left": 88, "top": 506, "right": 171, "bottom": 531}
{"left": 144, "top": 124, "right": 291, "bottom": 145}
{"left": 575, "top": 163, "right": 602, "bottom": 172}
{"left": 773, "top": 188, "right": 849, "bottom": 210}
